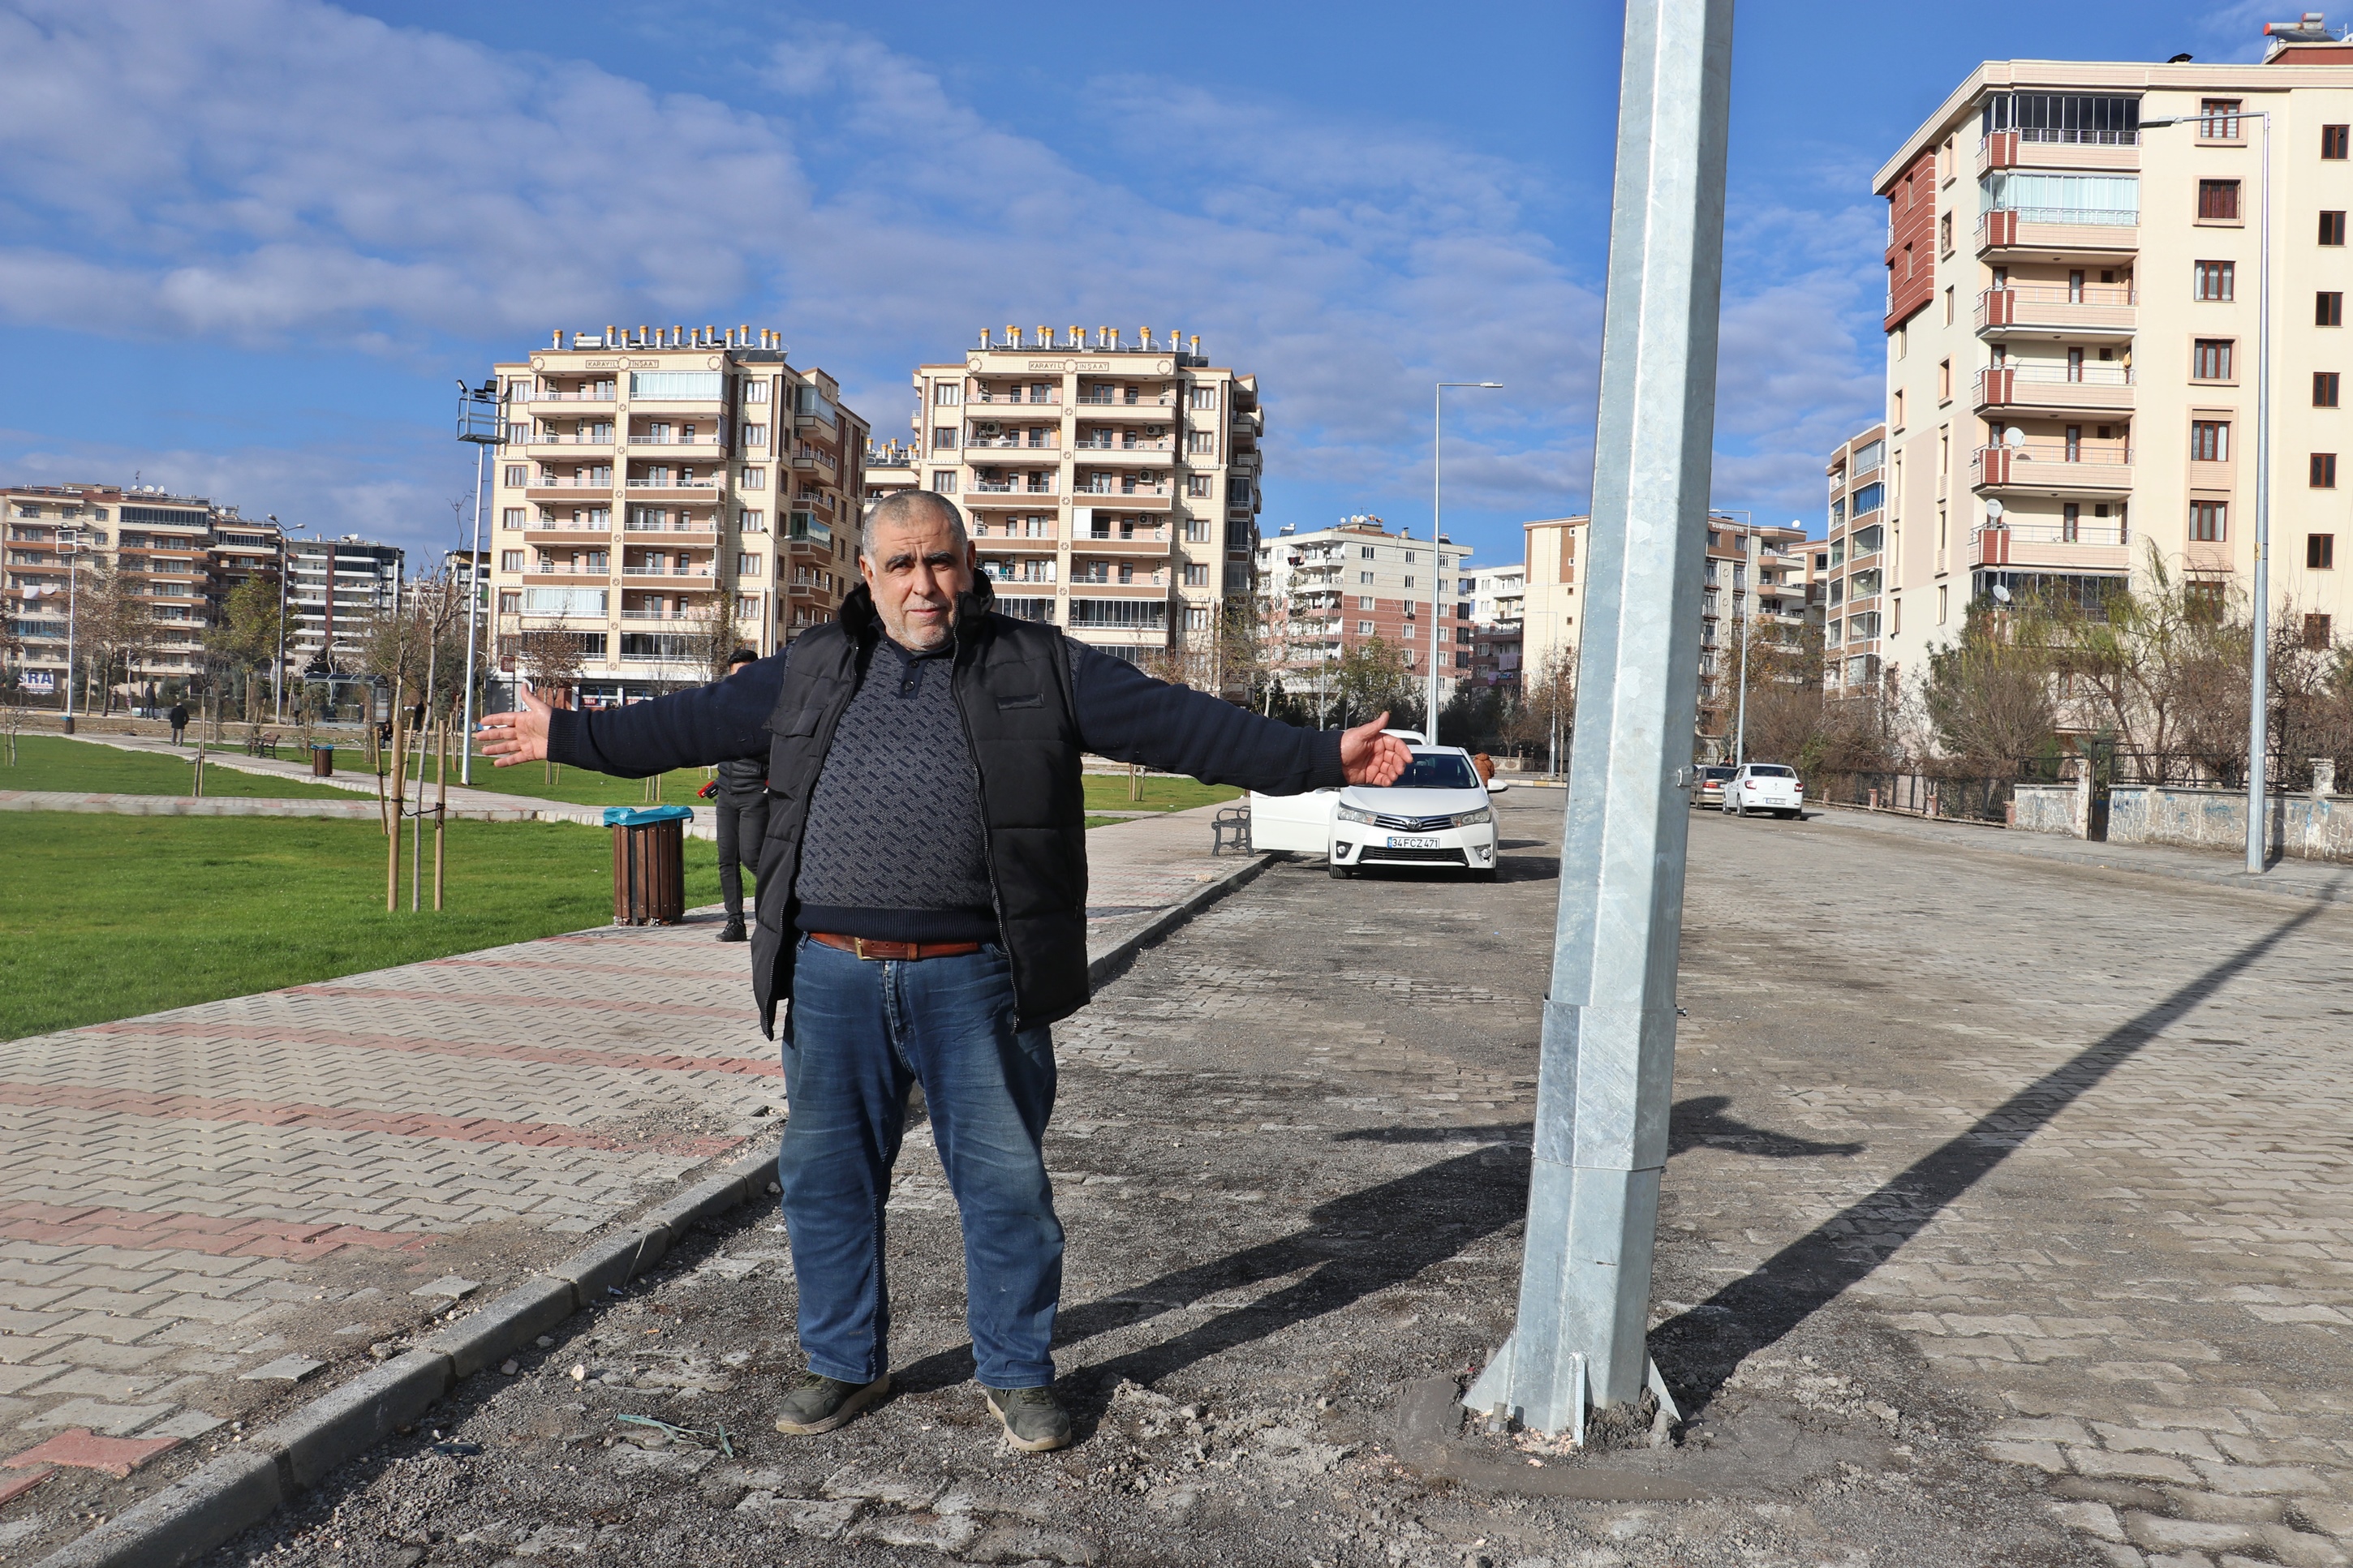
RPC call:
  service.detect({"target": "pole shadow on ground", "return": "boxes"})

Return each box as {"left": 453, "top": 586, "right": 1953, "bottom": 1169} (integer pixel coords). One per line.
{"left": 1654, "top": 898, "right": 2327, "bottom": 1419}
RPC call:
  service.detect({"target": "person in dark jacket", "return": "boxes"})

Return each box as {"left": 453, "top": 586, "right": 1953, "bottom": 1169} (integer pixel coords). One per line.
{"left": 166, "top": 702, "right": 189, "bottom": 745}
{"left": 712, "top": 648, "right": 767, "bottom": 943}
{"left": 478, "top": 491, "right": 1407, "bottom": 1454}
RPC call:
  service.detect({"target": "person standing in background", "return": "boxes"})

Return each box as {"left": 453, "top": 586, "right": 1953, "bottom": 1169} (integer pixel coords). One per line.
{"left": 712, "top": 647, "right": 767, "bottom": 943}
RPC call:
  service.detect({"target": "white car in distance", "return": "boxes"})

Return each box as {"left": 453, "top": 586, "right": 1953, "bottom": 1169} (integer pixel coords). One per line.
{"left": 1722, "top": 763, "right": 1805, "bottom": 818}
{"left": 1250, "top": 741, "right": 1508, "bottom": 881}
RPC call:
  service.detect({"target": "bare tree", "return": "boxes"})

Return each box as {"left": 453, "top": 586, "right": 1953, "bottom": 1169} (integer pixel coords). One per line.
{"left": 680, "top": 591, "right": 747, "bottom": 683}
{"left": 75, "top": 559, "right": 161, "bottom": 715}
{"left": 1506, "top": 642, "right": 1578, "bottom": 771}
{"left": 1920, "top": 598, "right": 2059, "bottom": 773}
{"left": 517, "top": 614, "right": 589, "bottom": 786}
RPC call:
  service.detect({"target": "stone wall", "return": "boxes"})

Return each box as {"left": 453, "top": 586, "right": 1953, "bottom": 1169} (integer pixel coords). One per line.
{"left": 2104, "top": 784, "right": 2353, "bottom": 862}
{"left": 2012, "top": 782, "right": 2080, "bottom": 837}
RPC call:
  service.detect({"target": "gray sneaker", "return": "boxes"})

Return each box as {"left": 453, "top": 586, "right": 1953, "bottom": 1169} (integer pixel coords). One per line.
{"left": 773, "top": 1369, "right": 890, "bottom": 1435}
{"left": 983, "top": 1384, "right": 1073, "bottom": 1452}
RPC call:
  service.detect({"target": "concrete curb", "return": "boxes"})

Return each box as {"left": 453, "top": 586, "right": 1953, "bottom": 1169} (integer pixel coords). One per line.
{"left": 32, "top": 1142, "right": 781, "bottom": 1568}
{"left": 1086, "top": 851, "right": 1274, "bottom": 991}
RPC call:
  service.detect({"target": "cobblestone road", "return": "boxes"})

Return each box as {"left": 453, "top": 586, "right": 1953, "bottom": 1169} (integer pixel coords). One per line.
{"left": 148, "top": 791, "right": 2353, "bottom": 1568}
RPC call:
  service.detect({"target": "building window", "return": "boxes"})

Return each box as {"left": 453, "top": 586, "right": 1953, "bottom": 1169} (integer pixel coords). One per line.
{"left": 1358, "top": 595, "right": 1374, "bottom": 610}
{"left": 2195, "top": 260, "right": 2235, "bottom": 301}
{"left": 2321, "top": 372, "right": 2344, "bottom": 407}
{"left": 1943, "top": 286, "right": 1955, "bottom": 324}
{"left": 498, "top": 591, "right": 520, "bottom": 612}
{"left": 2325, "top": 212, "right": 2349, "bottom": 247}
{"left": 501, "top": 508, "right": 526, "bottom": 529}
{"left": 739, "top": 466, "right": 765, "bottom": 488}
{"left": 2315, "top": 453, "right": 2339, "bottom": 488}
{"left": 2326, "top": 124, "right": 2351, "bottom": 159}
{"left": 2324, "top": 292, "right": 2347, "bottom": 327}
{"left": 503, "top": 466, "right": 527, "bottom": 488}
{"left": 2193, "top": 339, "right": 2234, "bottom": 380}
{"left": 1938, "top": 212, "right": 1952, "bottom": 253}
{"left": 2200, "top": 99, "right": 2243, "bottom": 139}
{"left": 2192, "top": 420, "right": 2230, "bottom": 462}
{"left": 1189, "top": 386, "right": 1219, "bottom": 410}
{"left": 930, "top": 470, "right": 957, "bottom": 493}
{"left": 933, "top": 426, "right": 958, "bottom": 449}
{"left": 500, "top": 550, "right": 524, "bottom": 571}
{"left": 1938, "top": 359, "right": 1951, "bottom": 401}
{"left": 933, "top": 383, "right": 961, "bottom": 406}
{"left": 1183, "top": 518, "right": 1211, "bottom": 541}
{"left": 1182, "top": 564, "right": 1208, "bottom": 586}
{"left": 738, "top": 509, "right": 765, "bottom": 532}
{"left": 740, "top": 423, "right": 767, "bottom": 449}
{"left": 1892, "top": 389, "right": 1905, "bottom": 427}
{"left": 1938, "top": 584, "right": 1949, "bottom": 624}
{"left": 2186, "top": 582, "right": 2225, "bottom": 623}
{"left": 2309, "top": 533, "right": 2336, "bottom": 569}
{"left": 1357, "top": 621, "right": 1374, "bottom": 635}
{"left": 1186, "top": 431, "right": 1216, "bottom": 453}
{"left": 738, "top": 552, "right": 761, "bottom": 576}
{"left": 2191, "top": 501, "right": 2227, "bottom": 542}
{"left": 2198, "top": 180, "right": 2241, "bottom": 221}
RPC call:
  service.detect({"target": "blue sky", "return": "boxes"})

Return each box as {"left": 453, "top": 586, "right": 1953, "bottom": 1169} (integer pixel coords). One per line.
{"left": 0, "top": 0, "right": 2285, "bottom": 572}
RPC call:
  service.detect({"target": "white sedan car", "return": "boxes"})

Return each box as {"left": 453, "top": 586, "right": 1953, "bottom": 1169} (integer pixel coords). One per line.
{"left": 1722, "top": 763, "right": 1805, "bottom": 818}
{"left": 1250, "top": 743, "right": 1507, "bottom": 881}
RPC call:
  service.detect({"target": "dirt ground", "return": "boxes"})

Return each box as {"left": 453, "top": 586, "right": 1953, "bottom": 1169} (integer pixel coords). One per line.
{"left": 193, "top": 797, "right": 2103, "bottom": 1568}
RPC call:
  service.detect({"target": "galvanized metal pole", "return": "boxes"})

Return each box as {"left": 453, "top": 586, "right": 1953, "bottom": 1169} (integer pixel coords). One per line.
{"left": 2248, "top": 109, "right": 2272, "bottom": 874}
{"left": 1465, "top": 0, "right": 1733, "bottom": 1436}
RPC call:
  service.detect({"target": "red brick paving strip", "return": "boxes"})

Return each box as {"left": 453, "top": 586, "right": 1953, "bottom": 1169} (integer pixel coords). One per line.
{"left": 84, "top": 1018, "right": 781, "bottom": 1078}
{"left": 5, "top": 1429, "right": 179, "bottom": 1480}
{"left": 0, "top": 1467, "right": 54, "bottom": 1505}
{"left": 0, "top": 1201, "right": 429, "bottom": 1259}
{"left": 0, "top": 1083, "right": 742, "bottom": 1155}
{"left": 286, "top": 985, "right": 746, "bottom": 1019}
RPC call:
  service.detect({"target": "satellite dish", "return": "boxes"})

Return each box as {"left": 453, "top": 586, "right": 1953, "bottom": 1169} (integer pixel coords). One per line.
{"left": 1984, "top": 498, "right": 2006, "bottom": 519}
{"left": 2003, "top": 427, "right": 2028, "bottom": 448}
{"left": 1992, "top": 582, "right": 2013, "bottom": 603}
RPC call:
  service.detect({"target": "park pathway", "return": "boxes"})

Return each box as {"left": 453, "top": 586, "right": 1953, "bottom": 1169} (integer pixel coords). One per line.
{"left": 0, "top": 802, "right": 1256, "bottom": 1544}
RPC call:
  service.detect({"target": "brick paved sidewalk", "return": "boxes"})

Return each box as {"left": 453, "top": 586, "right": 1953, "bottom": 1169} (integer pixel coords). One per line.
{"left": 0, "top": 801, "right": 1257, "bottom": 1551}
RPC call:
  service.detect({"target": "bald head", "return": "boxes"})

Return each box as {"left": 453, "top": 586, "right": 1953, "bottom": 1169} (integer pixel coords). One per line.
{"left": 860, "top": 490, "right": 968, "bottom": 563}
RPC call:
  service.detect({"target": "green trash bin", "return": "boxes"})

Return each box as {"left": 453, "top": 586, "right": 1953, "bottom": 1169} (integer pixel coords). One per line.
{"left": 604, "top": 805, "right": 692, "bottom": 926}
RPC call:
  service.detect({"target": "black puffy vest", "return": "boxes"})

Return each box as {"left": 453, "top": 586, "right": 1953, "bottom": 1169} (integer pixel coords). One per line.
{"left": 749, "top": 582, "right": 1086, "bottom": 1034}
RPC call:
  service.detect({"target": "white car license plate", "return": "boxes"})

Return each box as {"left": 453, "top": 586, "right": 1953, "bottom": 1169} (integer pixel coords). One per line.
{"left": 1387, "top": 835, "right": 1440, "bottom": 848}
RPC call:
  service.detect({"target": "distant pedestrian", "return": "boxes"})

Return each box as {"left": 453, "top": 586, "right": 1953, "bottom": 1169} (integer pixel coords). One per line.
{"left": 1471, "top": 751, "right": 1495, "bottom": 785}
{"left": 479, "top": 491, "right": 1409, "bottom": 1454}
{"left": 711, "top": 648, "right": 766, "bottom": 943}
{"left": 167, "top": 702, "right": 189, "bottom": 745}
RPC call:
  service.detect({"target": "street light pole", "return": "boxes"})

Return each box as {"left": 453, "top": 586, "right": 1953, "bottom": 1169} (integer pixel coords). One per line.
{"left": 2141, "top": 108, "right": 2272, "bottom": 872}
{"left": 1432, "top": 381, "right": 1502, "bottom": 742}
{"left": 1464, "top": 0, "right": 1733, "bottom": 1436}
{"left": 457, "top": 378, "right": 503, "bottom": 785}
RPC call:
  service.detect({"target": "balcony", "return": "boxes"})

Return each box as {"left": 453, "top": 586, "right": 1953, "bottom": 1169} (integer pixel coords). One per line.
{"left": 1972, "top": 441, "right": 2133, "bottom": 495}
{"left": 1072, "top": 531, "right": 1174, "bottom": 556}
{"left": 1970, "top": 522, "right": 2131, "bottom": 573}
{"left": 626, "top": 432, "right": 721, "bottom": 448}
{"left": 970, "top": 479, "right": 1059, "bottom": 496}
{"left": 621, "top": 515, "right": 712, "bottom": 533}
{"left": 527, "top": 428, "right": 613, "bottom": 447}
{"left": 1072, "top": 479, "right": 1173, "bottom": 511}
{"left": 975, "top": 531, "right": 1059, "bottom": 548}
{"left": 1975, "top": 283, "right": 2136, "bottom": 340}
{"left": 1071, "top": 439, "right": 1174, "bottom": 460}
{"left": 1974, "top": 364, "right": 2135, "bottom": 415}
{"left": 625, "top": 476, "right": 719, "bottom": 490}
{"left": 1065, "top": 573, "right": 1172, "bottom": 593}
{"left": 1073, "top": 391, "right": 1176, "bottom": 408}
{"left": 963, "top": 436, "right": 1058, "bottom": 451}
{"left": 531, "top": 388, "right": 616, "bottom": 402}
{"left": 970, "top": 389, "right": 1060, "bottom": 407}
{"left": 1977, "top": 208, "right": 2138, "bottom": 259}
{"left": 1976, "top": 131, "right": 2140, "bottom": 177}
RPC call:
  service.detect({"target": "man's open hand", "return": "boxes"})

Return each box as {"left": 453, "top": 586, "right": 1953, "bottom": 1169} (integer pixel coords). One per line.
{"left": 1339, "top": 711, "right": 1411, "bottom": 786}
{"left": 478, "top": 686, "right": 553, "bottom": 767}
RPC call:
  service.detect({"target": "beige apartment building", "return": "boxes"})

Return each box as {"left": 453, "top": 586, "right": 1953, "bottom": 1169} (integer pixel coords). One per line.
{"left": 2, "top": 483, "right": 282, "bottom": 707}
{"left": 1822, "top": 423, "right": 1891, "bottom": 693}
{"left": 1522, "top": 512, "right": 1813, "bottom": 758}
{"left": 1873, "top": 24, "right": 2353, "bottom": 699}
{"left": 484, "top": 326, "right": 870, "bottom": 705}
{"left": 910, "top": 327, "right": 1263, "bottom": 664}
{"left": 1255, "top": 515, "right": 1473, "bottom": 705}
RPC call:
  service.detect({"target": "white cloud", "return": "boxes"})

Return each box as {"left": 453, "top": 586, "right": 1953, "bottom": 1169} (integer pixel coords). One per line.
{"left": 0, "top": 1, "right": 1879, "bottom": 555}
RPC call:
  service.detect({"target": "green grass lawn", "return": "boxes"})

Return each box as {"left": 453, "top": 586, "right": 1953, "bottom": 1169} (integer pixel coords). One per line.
{"left": 0, "top": 735, "right": 358, "bottom": 801}
{"left": 0, "top": 813, "right": 723, "bottom": 1042}
{"left": 1082, "top": 775, "right": 1241, "bottom": 814}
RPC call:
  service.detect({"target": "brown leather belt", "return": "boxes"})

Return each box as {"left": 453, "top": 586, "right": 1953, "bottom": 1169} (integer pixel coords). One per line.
{"left": 810, "top": 933, "right": 984, "bottom": 961}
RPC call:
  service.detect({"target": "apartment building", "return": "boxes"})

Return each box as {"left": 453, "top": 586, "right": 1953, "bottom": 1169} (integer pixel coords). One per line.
{"left": 1463, "top": 562, "right": 1525, "bottom": 691}
{"left": 911, "top": 326, "right": 1263, "bottom": 664}
{"left": 1822, "top": 423, "right": 1891, "bottom": 694}
{"left": 286, "top": 535, "right": 404, "bottom": 674}
{"left": 1873, "top": 21, "right": 2353, "bottom": 695}
{"left": 1256, "top": 515, "right": 1473, "bottom": 698}
{"left": 863, "top": 439, "right": 918, "bottom": 513}
{"left": 1521, "top": 513, "right": 1813, "bottom": 758}
{"left": 485, "top": 325, "right": 871, "bottom": 705}
{"left": 2, "top": 483, "right": 262, "bottom": 702}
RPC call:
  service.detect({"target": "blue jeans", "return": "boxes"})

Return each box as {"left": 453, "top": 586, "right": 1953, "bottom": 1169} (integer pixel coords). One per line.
{"left": 776, "top": 935, "right": 1063, "bottom": 1389}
